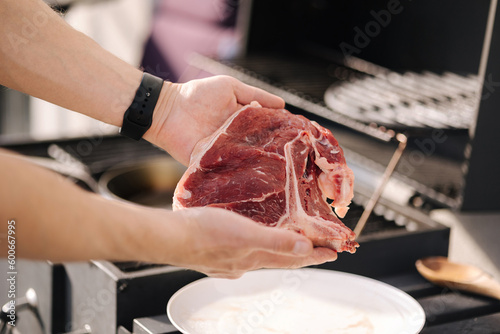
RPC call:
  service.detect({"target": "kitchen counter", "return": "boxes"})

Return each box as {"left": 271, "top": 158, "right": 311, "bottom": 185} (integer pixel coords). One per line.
{"left": 430, "top": 210, "right": 500, "bottom": 282}
{"left": 420, "top": 209, "right": 500, "bottom": 332}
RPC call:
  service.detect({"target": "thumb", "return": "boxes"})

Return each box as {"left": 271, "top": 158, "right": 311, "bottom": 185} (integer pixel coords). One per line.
{"left": 253, "top": 227, "right": 314, "bottom": 256}
{"left": 232, "top": 79, "right": 285, "bottom": 109}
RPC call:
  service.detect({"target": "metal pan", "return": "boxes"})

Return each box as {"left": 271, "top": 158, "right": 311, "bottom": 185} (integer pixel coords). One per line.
{"left": 98, "top": 157, "right": 186, "bottom": 209}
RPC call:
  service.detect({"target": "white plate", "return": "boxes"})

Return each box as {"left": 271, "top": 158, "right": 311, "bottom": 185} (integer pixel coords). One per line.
{"left": 167, "top": 268, "right": 425, "bottom": 334}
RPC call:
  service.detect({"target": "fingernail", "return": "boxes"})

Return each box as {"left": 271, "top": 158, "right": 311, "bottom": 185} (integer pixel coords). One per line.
{"left": 293, "top": 240, "right": 311, "bottom": 256}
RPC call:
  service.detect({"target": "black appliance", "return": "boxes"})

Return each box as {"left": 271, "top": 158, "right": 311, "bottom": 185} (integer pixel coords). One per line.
{"left": 188, "top": 0, "right": 500, "bottom": 212}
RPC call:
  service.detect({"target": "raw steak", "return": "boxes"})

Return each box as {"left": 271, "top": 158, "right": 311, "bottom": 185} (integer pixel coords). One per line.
{"left": 173, "top": 102, "right": 358, "bottom": 253}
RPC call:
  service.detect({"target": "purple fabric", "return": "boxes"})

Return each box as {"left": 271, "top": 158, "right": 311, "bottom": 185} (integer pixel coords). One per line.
{"left": 141, "top": 0, "right": 240, "bottom": 83}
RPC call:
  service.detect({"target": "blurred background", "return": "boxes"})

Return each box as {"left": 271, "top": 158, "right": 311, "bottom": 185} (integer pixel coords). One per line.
{"left": 0, "top": 0, "right": 243, "bottom": 140}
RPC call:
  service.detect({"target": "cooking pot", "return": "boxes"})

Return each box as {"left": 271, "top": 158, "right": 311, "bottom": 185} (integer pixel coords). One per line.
{"left": 98, "top": 157, "right": 186, "bottom": 208}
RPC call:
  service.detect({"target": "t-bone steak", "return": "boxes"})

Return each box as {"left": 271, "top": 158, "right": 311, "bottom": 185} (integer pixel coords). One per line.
{"left": 173, "top": 102, "right": 358, "bottom": 253}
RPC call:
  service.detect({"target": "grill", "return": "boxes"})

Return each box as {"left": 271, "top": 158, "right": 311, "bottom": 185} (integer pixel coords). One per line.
{"left": 324, "top": 71, "right": 479, "bottom": 129}
{"left": 199, "top": 53, "right": 480, "bottom": 131}
{"left": 188, "top": 53, "right": 467, "bottom": 210}
{"left": 3, "top": 135, "right": 450, "bottom": 333}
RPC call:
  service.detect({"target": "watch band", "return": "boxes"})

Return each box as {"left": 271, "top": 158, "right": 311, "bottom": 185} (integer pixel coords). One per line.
{"left": 120, "top": 72, "right": 164, "bottom": 141}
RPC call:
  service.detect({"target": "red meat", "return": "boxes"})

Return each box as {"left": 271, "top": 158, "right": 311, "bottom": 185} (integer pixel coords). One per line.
{"left": 173, "top": 103, "right": 358, "bottom": 253}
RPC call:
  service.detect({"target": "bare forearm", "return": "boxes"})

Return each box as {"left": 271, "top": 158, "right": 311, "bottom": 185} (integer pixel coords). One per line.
{"left": 0, "top": 0, "right": 142, "bottom": 126}
{"left": 0, "top": 149, "right": 181, "bottom": 263}
{"left": 0, "top": 151, "right": 334, "bottom": 276}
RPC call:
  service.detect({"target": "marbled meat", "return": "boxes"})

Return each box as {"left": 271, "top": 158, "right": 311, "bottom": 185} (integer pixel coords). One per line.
{"left": 173, "top": 102, "right": 358, "bottom": 253}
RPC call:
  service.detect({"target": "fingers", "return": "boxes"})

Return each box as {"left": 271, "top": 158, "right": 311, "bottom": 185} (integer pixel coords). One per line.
{"left": 204, "top": 248, "right": 337, "bottom": 279}
{"left": 210, "top": 209, "right": 336, "bottom": 266}
{"left": 178, "top": 207, "right": 338, "bottom": 279}
{"left": 231, "top": 78, "right": 285, "bottom": 109}
{"left": 256, "top": 247, "right": 338, "bottom": 269}
{"left": 306, "top": 247, "right": 338, "bottom": 265}
{"left": 247, "top": 225, "right": 314, "bottom": 257}
{"left": 242, "top": 224, "right": 338, "bottom": 267}
{"left": 213, "top": 248, "right": 337, "bottom": 279}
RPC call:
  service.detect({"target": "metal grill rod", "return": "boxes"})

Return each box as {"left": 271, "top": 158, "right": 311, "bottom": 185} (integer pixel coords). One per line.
{"left": 354, "top": 133, "right": 408, "bottom": 237}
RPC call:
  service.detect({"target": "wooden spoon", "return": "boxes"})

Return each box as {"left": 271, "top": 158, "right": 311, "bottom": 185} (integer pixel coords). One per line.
{"left": 416, "top": 256, "right": 500, "bottom": 300}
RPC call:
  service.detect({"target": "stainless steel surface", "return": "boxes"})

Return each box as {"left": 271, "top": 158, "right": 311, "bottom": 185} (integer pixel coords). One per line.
{"left": 64, "top": 260, "right": 204, "bottom": 334}
{"left": 64, "top": 261, "right": 118, "bottom": 334}
{"left": 62, "top": 324, "right": 92, "bottom": 334}
{"left": 430, "top": 210, "right": 500, "bottom": 282}
{"left": 324, "top": 71, "right": 480, "bottom": 130}
{"left": 47, "top": 144, "right": 100, "bottom": 192}
{"left": 0, "top": 289, "right": 40, "bottom": 334}
{"left": 133, "top": 315, "right": 178, "bottom": 334}
{"left": 4, "top": 260, "right": 64, "bottom": 334}
{"left": 0, "top": 89, "right": 30, "bottom": 138}
{"left": 0, "top": 288, "right": 38, "bottom": 314}
{"left": 47, "top": 144, "right": 92, "bottom": 177}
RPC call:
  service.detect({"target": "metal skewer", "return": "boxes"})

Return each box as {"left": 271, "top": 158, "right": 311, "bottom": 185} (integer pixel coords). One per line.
{"left": 354, "top": 133, "right": 408, "bottom": 237}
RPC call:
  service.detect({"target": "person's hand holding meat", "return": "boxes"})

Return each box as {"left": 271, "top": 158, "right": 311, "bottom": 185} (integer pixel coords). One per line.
{"left": 0, "top": 149, "right": 336, "bottom": 278}
{"left": 164, "top": 208, "right": 337, "bottom": 279}
{"left": 144, "top": 76, "right": 284, "bottom": 165}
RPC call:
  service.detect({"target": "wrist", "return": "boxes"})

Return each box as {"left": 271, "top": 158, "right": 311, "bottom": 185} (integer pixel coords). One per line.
{"left": 120, "top": 73, "right": 165, "bottom": 140}
{"left": 143, "top": 81, "right": 180, "bottom": 149}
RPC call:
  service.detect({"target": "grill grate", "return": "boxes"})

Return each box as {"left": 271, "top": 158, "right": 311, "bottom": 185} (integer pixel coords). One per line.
{"left": 222, "top": 54, "right": 480, "bottom": 131}
{"left": 342, "top": 201, "right": 405, "bottom": 236}
{"left": 324, "top": 71, "right": 479, "bottom": 129}
{"left": 4, "top": 135, "right": 166, "bottom": 175}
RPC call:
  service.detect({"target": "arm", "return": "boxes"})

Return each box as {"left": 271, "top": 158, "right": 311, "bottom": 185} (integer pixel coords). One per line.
{"left": 0, "top": 0, "right": 335, "bottom": 278}
{"left": 0, "top": 0, "right": 142, "bottom": 127}
{"left": 0, "top": 150, "right": 336, "bottom": 278}
{"left": 0, "top": 0, "right": 284, "bottom": 165}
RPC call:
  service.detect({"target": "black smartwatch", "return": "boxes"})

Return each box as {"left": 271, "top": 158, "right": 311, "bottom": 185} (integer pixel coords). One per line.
{"left": 120, "top": 72, "right": 164, "bottom": 140}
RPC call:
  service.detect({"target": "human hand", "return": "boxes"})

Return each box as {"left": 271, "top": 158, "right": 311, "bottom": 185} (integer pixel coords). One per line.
{"left": 145, "top": 75, "right": 285, "bottom": 165}
{"left": 162, "top": 207, "right": 337, "bottom": 279}
{"left": 0, "top": 149, "right": 334, "bottom": 270}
